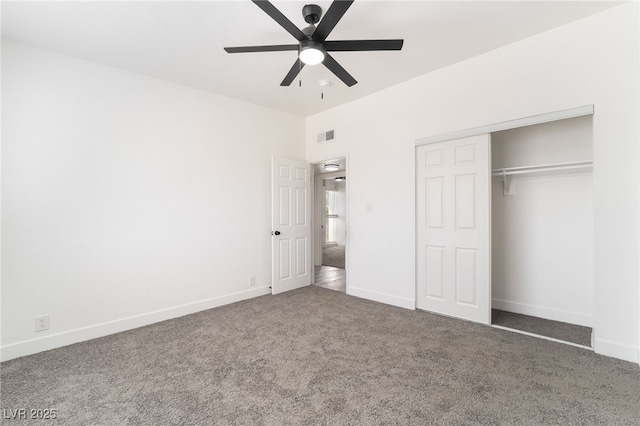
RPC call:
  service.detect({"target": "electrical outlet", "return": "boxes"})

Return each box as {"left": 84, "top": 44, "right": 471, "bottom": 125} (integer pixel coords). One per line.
{"left": 35, "top": 315, "right": 49, "bottom": 332}
{"left": 249, "top": 276, "right": 256, "bottom": 287}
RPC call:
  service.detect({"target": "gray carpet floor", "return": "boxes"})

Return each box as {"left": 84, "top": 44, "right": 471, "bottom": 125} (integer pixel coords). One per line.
{"left": 322, "top": 245, "right": 345, "bottom": 269}
{"left": 2, "top": 286, "right": 639, "bottom": 425}
{"left": 492, "top": 309, "right": 592, "bottom": 347}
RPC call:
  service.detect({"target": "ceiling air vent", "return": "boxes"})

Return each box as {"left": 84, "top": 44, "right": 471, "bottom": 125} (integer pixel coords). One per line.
{"left": 317, "top": 130, "right": 335, "bottom": 144}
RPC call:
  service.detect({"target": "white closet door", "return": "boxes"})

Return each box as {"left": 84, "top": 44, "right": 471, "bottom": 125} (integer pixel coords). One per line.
{"left": 416, "top": 134, "right": 491, "bottom": 324}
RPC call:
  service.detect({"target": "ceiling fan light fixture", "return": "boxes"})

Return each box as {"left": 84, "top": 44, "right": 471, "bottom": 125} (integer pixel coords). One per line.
{"left": 324, "top": 163, "right": 340, "bottom": 172}
{"left": 224, "top": 1, "right": 403, "bottom": 87}
{"left": 299, "top": 41, "right": 325, "bottom": 65}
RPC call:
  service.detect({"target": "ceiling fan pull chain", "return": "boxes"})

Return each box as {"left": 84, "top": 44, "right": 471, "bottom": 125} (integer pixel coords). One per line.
{"left": 298, "top": 45, "right": 302, "bottom": 88}
{"left": 323, "top": 67, "right": 326, "bottom": 99}
{"left": 319, "top": 79, "right": 330, "bottom": 101}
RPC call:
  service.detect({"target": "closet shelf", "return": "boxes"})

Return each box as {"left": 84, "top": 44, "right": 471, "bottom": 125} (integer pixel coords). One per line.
{"left": 492, "top": 160, "right": 593, "bottom": 177}
{"left": 492, "top": 160, "right": 592, "bottom": 196}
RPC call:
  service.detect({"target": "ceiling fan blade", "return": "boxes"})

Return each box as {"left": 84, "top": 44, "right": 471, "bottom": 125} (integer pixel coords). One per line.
{"left": 323, "top": 53, "right": 357, "bottom": 87}
{"left": 252, "top": 0, "right": 307, "bottom": 42}
{"left": 281, "top": 58, "right": 306, "bottom": 86}
{"left": 312, "top": 0, "right": 354, "bottom": 42}
{"left": 324, "top": 39, "right": 404, "bottom": 52}
{"left": 224, "top": 45, "right": 299, "bottom": 54}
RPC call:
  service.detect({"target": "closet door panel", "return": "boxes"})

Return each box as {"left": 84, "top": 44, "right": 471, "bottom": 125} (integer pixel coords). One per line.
{"left": 425, "top": 178, "right": 444, "bottom": 229}
{"left": 416, "top": 134, "right": 491, "bottom": 324}
{"left": 455, "top": 248, "right": 478, "bottom": 306}
{"left": 425, "top": 246, "right": 445, "bottom": 299}
{"left": 455, "top": 174, "right": 476, "bottom": 230}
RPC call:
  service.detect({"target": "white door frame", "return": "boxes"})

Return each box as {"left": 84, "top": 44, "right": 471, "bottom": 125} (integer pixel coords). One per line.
{"left": 415, "top": 105, "right": 593, "bottom": 147}
{"left": 309, "top": 154, "right": 349, "bottom": 290}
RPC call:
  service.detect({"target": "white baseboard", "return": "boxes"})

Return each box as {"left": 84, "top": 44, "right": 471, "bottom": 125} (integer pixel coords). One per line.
{"left": 348, "top": 286, "right": 415, "bottom": 310}
{"left": 594, "top": 338, "right": 639, "bottom": 364}
{"left": 492, "top": 298, "right": 592, "bottom": 327}
{"left": 1, "top": 286, "right": 271, "bottom": 362}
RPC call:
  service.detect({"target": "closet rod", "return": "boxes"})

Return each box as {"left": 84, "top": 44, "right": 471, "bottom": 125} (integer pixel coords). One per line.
{"left": 492, "top": 160, "right": 592, "bottom": 177}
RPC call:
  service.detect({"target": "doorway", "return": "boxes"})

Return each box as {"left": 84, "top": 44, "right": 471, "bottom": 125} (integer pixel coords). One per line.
{"left": 312, "top": 157, "right": 347, "bottom": 293}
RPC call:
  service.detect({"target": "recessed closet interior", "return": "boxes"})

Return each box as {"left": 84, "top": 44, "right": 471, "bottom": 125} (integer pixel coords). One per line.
{"left": 490, "top": 115, "right": 593, "bottom": 346}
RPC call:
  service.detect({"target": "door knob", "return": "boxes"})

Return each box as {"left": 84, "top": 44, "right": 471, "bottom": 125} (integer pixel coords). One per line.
{"left": 273, "top": 231, "right": 281, "bottom": 236}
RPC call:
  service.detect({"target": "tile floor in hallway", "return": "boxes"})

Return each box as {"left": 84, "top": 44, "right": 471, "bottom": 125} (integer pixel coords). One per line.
{"left": 314, "top": 265, "right": 346, "bottom": 292}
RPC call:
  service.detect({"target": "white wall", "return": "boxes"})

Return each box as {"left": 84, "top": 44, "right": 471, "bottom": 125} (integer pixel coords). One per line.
{"left": 334, "top": 186, "right": 346, "bottom": 247}
{"left": 1, "top": 41, "right": 305, "bottom": 361}
{"left": 305, "top": 3, "right": 639, "bottom": 362}
{"left": 313, "top": 173, "right": 324, "bottom": 266}
{"left": 491, "top": 116, "right": 593, "bottom": 169}
{"left": 325, "top": 179, "right": 346, "bottom": 246}
{"left": 491, "top": 117, "right": 593, "bottom": 327}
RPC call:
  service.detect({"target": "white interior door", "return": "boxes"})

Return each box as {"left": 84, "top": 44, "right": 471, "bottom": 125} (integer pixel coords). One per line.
{"left": 272, "top": 156, "right": 312, "bottom": 295}
{"left": 416, "top": 134, "right": 491, "bottom": 324}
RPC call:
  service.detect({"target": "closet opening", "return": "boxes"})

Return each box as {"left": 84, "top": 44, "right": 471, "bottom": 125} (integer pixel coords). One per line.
{"left": 490, "top": 115, "right": 593, "bottom": 348}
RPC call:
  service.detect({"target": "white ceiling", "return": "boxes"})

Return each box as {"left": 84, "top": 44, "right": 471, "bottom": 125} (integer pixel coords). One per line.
{"left": 1, "top": 1, "right": 620, "bottom": 117}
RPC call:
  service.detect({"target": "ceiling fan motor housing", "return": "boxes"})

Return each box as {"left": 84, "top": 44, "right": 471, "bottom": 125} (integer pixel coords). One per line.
{"left": 303, "top": 4, "right": 322, "bottom": 25}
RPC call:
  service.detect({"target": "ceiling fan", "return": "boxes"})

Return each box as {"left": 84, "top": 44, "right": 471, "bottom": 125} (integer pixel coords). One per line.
{"left": 224, "top": 0, "right": 404, "bottom": 87}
